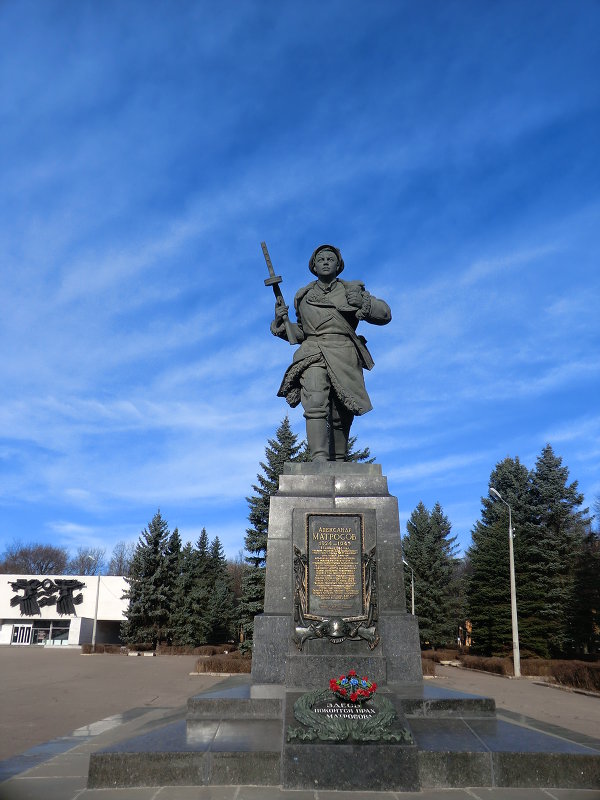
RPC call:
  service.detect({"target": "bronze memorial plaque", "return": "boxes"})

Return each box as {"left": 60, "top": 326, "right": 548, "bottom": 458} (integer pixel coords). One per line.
{"left": 305, "top": 513, "right": 365, "bottom": 620}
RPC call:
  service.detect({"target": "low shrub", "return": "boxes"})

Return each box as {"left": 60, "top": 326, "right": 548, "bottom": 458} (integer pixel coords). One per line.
{"left": 421, "top": 648, "right": 460, "bottom": 663}
{"left": 81, "top": 643, "right": 124, "bottom": 654}
{"left": 195, "top": 654, "right": 251, "bottom": 674}
{"left": 217, "top": 644, "right": 237, "bottom": 654}
{"left": 425, "top": 652, "right": 599, "bottom": 689}
{"left": 156, "top": 644, "right": 238, "bottom": 656}
{"left": 460, "top": 655, "right": 511, "bottom": 676}
{"left": 421, "top": 657, "right": 435, "bottom": 676}
{"left": 195, "top": 646, "right": 219, "bottom": 656}
{"left": 520, "top": 659, "right": 553, "bottom": 678}
{"left": 550, "top": 661, "right": 600, "bottom": 692}
{"left": 157, "top": 645, "right": 208, "bottom": 656}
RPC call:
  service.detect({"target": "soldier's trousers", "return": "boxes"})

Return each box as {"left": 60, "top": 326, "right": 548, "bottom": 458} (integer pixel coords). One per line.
{"left": 300, "top": 363, "right": 353, "bottom": 460}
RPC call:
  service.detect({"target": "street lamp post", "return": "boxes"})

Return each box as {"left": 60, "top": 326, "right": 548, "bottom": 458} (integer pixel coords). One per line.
{"left": 490, "top": 487, "right": 521, "bottom": 678}
{"left": 402, "top": 558, "right": 415, "bottom": 615}
{"left": 86, "top": 556, "right": 101, "bottom": 652}
{"left": 92, "top": 573, "right": 100, "bottom": 652}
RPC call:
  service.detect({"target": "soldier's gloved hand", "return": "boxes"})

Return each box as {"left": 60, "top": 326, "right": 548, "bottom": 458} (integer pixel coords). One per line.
{"left": 345, "top": 287, "right": 364, "bottom": 308}
{"left": 275, "top": 302, "right": 289, "bottom": 322}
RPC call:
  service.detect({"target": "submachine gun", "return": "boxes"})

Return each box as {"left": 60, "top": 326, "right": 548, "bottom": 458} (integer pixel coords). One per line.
{"left": 261, "top": 241, "right": 297, "bottom": 345}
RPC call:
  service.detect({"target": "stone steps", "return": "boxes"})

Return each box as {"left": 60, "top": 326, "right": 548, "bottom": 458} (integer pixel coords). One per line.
{"left": 87, "top": 678, "right": 600, "bottom": 791}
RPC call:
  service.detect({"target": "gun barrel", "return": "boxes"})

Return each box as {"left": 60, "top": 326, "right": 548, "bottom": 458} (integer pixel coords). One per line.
{"left": 261, "top": 241, "right": 276, "bottom": 276}
{"left": 261, "top": 242, "right": 297, "bottom": 345}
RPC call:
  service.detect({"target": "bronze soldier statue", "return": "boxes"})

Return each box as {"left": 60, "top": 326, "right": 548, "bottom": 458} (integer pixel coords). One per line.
{"left": 271, "top": 244, "right": 391, "bottom": 462}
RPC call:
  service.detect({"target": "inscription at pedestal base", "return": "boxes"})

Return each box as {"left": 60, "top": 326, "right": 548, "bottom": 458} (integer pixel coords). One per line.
{"left": 287, "top": 689, "right": 413, "bottom": 743}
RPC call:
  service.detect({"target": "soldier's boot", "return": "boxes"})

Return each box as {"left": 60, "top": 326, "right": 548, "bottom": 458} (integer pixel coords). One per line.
{"left": 331, "top": 426, "right": 349, "bottom": 461}
{"left": 330, "top": 405, "right": 353, "bottom": 461}
{"left": 306, "top": 418, "right": 329, "bottom": 462}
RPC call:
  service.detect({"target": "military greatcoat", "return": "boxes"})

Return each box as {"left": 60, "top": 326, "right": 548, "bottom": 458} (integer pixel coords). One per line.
{"left": 272, "top": 278, "right": 391, "bottom": 416}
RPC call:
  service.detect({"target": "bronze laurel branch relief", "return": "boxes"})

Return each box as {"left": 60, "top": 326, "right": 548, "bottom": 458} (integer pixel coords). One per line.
{"left": 292, "top": 544, "right": 380, "bottom": 651}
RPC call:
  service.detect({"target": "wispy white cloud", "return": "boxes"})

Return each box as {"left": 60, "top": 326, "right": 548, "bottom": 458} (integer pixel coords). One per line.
{"left": 545, "top": 416, "right": 600, "bottom": 444}
{"left": 1, "top": 2, "right": 598, "bottom": 563}
{"left": 47, "top": 521, "right": 95, "bottom": 537}
{"left": 459, "top": 244, "right": 559, "bottom": 287}
{"left": 388, "top": 451, "right": 491, "bottom": 484}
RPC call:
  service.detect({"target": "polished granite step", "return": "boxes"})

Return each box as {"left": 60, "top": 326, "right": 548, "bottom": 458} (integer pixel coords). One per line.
{"left": 88, "top": 717, "right": 282, "bottom": 788}
{"left": 187, "top": 678, "right": 284, "bottom": 721}
{"left": 87, "top": 677, "right": 600, "bottom": 791}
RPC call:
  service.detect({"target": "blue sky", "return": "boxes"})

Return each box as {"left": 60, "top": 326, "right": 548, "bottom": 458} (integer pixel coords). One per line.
{"left": 1, "top": 2, "right": 599, "bottom": 562}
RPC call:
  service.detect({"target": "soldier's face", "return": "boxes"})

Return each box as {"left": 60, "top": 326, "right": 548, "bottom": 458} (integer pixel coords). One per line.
{"left": 314, "top": 249, "right": 339, "bottom": 280}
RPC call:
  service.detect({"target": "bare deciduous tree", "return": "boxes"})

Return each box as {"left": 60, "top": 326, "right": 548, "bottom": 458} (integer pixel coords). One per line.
{"left": 0, "top": 542, "right": 70, "bottom": 574}
{"left": 227, "top": 550, "right": 247, "bottom": 599}
{"left": 68, "top": 546, "right": 106, "bottom": 575}
{"left": 108, "top": 540, "right": 136, "bottom": 576}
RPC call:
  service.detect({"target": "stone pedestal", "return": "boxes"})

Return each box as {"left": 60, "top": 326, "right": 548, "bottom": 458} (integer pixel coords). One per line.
{"left": 251, "top": 461, "right": 422, "bottom": 688}
{"left": 87, "top": 461, "right": 600, "bottom": 792}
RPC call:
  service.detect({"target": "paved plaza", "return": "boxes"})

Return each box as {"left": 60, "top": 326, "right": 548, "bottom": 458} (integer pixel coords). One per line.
{"left": 0, "top": 648, "right": 598, "bottom": 800}
{"left": 0, "top": 647, "right": 219, "bottom": 761}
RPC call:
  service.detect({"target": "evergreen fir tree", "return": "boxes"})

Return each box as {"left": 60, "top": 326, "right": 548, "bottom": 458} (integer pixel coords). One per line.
{"left": 121, "top": 510, "right": 173, "bottom": 649}
{"left": 569, "top": 527, "right": 600, "bottom": 655}
{"left": 467, "top": 446, "right": 592, "bottom": 658}
{"left": 529, "top": 444, "right": 591, "bottom": 655}
{"left": 467, "top": 457, "right": 531, "bottom": 656}
{"left": 402, "top": 501, "right": 458, "bottom": 647}
{"left": 208, "top": 535, "right": 227, "bottom": 580}
{"left": 345, "top": 434, "right": 375, "bottom": 463}
{"left": 163, "top": 527, "right": 181, "bottom": 645}
{"left": 170, "top": 542, "right": 199, "bottom": 645}
{"left": 208, "top": 578, "right": 236, "bottom": 643}
{"left": 430, "top": 502, "right": 462, "bottom": 643}
{"left": 238, "top": 416, "right": 303, "bottom": 645}
{"left": 572, "top": 496, "right": 600, "bottom": 654}
{"left": 452, "top": 555, "right": 471, "bottom": 645}
{"left": 196, "top": 527, "right": 211, "bottom": 577}
{"left": 206, "top": 536, "right": 236, "bottom": 642}
{"left": 169, "top": 528, "right": 213, "bottom": 646}
{"left": 245, "top": 416, "right": 303, "bottom": 570}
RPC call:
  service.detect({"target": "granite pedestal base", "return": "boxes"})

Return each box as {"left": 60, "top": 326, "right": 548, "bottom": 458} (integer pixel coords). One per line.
{"left": 282, "top": 688, "right": 420, "bottom": 791}
{"left": 251, "top": 462, "right": 422, "bottom": 688}
{"left": 87, "top": 675, "right": 600, "bottom": 791}
{"left": 283, "top": 739, "right": 420, "bottom": 792}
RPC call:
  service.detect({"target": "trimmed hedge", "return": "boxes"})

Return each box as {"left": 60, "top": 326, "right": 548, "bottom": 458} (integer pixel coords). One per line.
{"left": 520, "top": 659, "right": 553, "bottom": 678}
{"left": 456, "top": 654, "right": 600, "bottom": 691}
{"left": 80, "top": 643, "right": 125, "bottom": 654}
{"left": 460, "top": 655, "right": 510, "bottom": 675}
{"left": 421, "top": 657, "right": 435, "bottom": 676}
{"left": 421, "top": 648, "right": 461, "bottom": 663}
{"left": 195, "top": 654, "right": 252, "bottom": 674}
{"left": 157, "top": 644, "right": 236, "bottom": 656}
{"left": 550, "top": 660, "right": 600, "bottom": 692}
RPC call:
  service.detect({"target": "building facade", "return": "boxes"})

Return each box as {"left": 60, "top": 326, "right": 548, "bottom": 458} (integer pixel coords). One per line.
{"left": 0, "top": 574, "right": 127, "bottom": 647}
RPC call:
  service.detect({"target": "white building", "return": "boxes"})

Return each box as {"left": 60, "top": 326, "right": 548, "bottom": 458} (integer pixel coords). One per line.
{"left": 0, "top": 574, "right": 128, "bottom": 647}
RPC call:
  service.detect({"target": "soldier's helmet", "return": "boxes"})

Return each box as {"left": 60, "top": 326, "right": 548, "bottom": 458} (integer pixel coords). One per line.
{"left": 326, "top": 616, "right": 350, "bottom": 638}
{"left": 309, "top": 244, "right": 345, "bottom": 276}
